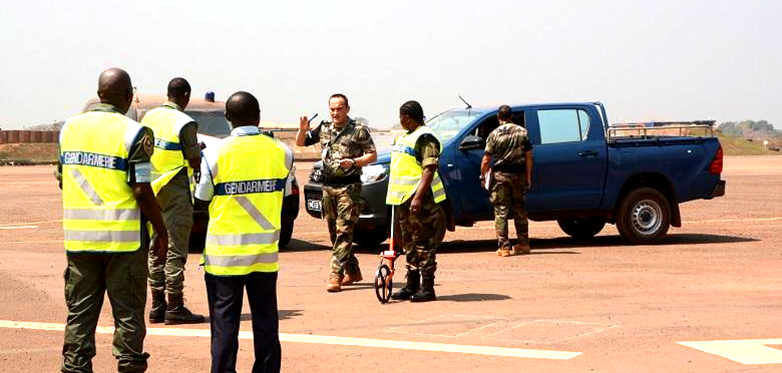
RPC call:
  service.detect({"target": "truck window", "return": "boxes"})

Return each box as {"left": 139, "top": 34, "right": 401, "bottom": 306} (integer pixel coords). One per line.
{"left": 473, "top": 111, "right": 525, "bottom": 140}
{"left": 537, "top": 109, "right": 590, "bottom": 144}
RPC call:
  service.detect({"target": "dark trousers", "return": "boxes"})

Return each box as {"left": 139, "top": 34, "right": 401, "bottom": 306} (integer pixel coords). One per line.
{"left": 205, "top": 271, "right": 281, "bottom": 373}
{"left": 62, "top": 247, "right": 149, "bottom": 373}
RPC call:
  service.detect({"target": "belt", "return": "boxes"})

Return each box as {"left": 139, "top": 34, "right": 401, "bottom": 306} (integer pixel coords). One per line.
{"left": 323, "top": 174, "right": 361, "bottom": 186}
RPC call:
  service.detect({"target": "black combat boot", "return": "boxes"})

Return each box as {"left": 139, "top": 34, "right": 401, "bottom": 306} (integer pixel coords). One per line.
{"left": 390, "top": 270, "right": 420, "bottom": 301}
{"left": 410, "top": 275, "right": 436, "bottom": 302}
{"left": 164, "top": 294, "right": 206, "bottom": 325}
{"left": 149, "top": 290, "right": 167, "bottom": 324}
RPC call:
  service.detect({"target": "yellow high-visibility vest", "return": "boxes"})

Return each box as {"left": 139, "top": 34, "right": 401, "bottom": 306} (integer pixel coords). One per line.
{"left": 386, "top": 125, "right": 447, "bottom": 206}
{"left": 202, "top": 133, "right": 291, "bottom": 276}
{"left": 60, "top": 106, "right": 143, "bottom": 253}
{"left": 141, "top": 104, "right": 193, "bottom": 194}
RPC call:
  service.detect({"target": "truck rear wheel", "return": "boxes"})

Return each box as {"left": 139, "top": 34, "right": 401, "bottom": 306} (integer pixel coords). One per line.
{"left": 557, "top": 217, "right": 606, "bottom": 239}
{"left": 616, "top": 188, "right": 671, "bottom": 244}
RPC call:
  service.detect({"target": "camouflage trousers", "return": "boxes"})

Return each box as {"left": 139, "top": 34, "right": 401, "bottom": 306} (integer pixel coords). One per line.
{"left": 490, "top": 171, "right": 529, "bottom": 249}
{"left": 397, "top": 188, "right": 444, "bottom": 277}
{"left": 148, "top": 172, "right": 193, "bottom": 297}
{"left": 322, "top": 183, "right": 361, "bottom": 275}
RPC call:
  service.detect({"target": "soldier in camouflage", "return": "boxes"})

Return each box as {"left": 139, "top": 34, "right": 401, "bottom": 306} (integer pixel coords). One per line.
{"left": 481, "top": 105, "right": 534, "bottom": 257}
{"left": 296, "top": 94, "right": 377, "bottom": 292}
{"left": 389, "top": 100, "right": 446, "bottom": 303}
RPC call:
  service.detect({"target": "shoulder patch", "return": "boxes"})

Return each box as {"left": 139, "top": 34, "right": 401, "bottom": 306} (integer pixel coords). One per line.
{"left": 141, "top": 133, "right": 154, "bottom": 157}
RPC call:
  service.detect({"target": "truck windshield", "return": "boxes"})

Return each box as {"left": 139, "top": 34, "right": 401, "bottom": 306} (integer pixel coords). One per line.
{"left": 426, "top": 110, "right": 484, "bottom": 143}
{"left": 187, "top": 111, "right": 231, "bottom": 138}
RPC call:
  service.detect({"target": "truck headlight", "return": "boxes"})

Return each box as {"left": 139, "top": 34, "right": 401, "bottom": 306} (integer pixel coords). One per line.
{"left": 360, "top": 164, "right": 388, "bottom": 183}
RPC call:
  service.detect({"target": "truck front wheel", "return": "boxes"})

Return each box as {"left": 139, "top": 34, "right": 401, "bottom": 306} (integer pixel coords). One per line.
{"left": 616, "top": 188, "right": 671, "bottom": 244}
{"left": 557, "top": 217, "right": 606, "bottom": 239}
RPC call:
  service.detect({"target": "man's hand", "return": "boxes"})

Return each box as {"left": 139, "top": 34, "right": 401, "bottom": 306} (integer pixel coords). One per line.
{"left": 410, "top": 196, "right": 422, "bottom": 215}
{"left": 299, "top": 116, "right": 310, "bottom": 132}
{"left": 338, "top": 158, "right": 355, "bottom": 169}
{"left": 152, "top": 232, "right": 168, "bottom": 266}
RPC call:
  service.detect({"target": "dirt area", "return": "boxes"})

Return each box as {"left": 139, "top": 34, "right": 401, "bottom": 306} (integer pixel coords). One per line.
{"left": 0, "top": 143, "right": 58, "bottom": 164}
{"left": 0, "top": 156, "right": 781, "bottom": 372}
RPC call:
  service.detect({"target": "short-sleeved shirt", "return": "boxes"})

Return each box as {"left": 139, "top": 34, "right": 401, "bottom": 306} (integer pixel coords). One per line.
{"left": 56, "top": 103, "right": 153, "bottom": 186}
{"left": 415, "top": 132, "right": 440, "bottom": 169}
{"left": 195, "top": 126, "right": 293, "bottom": 202}
{"left": 485, "top": 121, "right": 532, "bottom": 172}
{"left": 303, "top": 119, "right": 376, "bottom": 180}
{"left": 159, "top": 102, "right": 201, "bottom": 161}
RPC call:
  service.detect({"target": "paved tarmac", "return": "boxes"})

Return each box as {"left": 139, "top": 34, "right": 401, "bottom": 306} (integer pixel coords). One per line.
{"left": 1, "top": 156, "right": 781, "bottom": 372}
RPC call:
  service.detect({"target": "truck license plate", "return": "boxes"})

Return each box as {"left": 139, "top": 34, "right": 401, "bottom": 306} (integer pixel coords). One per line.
{"left": 307, "top": 199, "right": 321, "bottom": 212}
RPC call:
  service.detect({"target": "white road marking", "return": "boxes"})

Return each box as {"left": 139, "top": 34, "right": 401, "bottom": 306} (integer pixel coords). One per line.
{"left": 0, "top": 320, "right": 581, "bottom": 360}
{"left": 4, "top": 240, "right": 63, "bottom": 244}
{"left": 0, "top": 225, "right": 38, "bottom": 230}
{"left": 678, "top": 339, "right": 782, "bottom": 364}
{"left": 684, "top": 217, "right": 782, "bottom": 224}
{"left": 0, "top": 219, "right": 61, "bottom": 227}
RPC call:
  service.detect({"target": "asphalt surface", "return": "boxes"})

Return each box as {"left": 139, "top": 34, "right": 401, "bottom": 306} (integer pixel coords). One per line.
{"left": 1, "top": 156, "right": 781, "bottom": 372}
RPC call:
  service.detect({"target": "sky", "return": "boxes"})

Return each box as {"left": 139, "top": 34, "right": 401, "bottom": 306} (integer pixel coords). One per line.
{"left": 1, "top": 0, "right": 780, "bottom": 129}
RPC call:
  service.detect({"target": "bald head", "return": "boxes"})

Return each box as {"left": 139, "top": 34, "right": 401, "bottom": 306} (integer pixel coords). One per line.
{"left": 167, "top": 77, "right": 191, "bottom": 109}
{"left": 97, "top": 67, "right": 133, "bottom": 113}
{"left": 225, "top": 91, "right": 260, "bottom": 128}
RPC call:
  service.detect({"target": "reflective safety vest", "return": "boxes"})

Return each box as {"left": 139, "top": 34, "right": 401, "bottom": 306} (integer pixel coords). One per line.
{"left": 60, "top": 107, "right": 143, "bottom": 253}
{"left": 386, "top": 125, "right": 447, "bottom": 206}
{"left": 141, "top": 104, "right": 193, "bottom": 194}
{"left": 202, "top": 133, "right": 291, "bottom": 276}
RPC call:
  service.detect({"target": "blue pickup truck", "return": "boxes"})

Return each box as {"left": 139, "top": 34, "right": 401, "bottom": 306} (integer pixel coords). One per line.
{"left": 303, "top": 102, "right": 726, "bottom": 246}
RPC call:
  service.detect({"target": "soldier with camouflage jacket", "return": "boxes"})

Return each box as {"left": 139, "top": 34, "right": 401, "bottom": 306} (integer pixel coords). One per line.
{"left": 480, "top": 105, "right": 534, "bottom": 257}
{"left": 296, "top": 94, "right": 377, "bottom": 292}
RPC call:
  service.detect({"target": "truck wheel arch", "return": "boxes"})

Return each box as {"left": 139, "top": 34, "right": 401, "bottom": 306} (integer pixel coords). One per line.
{"left": 614, "top": 173, "right": 679, "bottom": 226}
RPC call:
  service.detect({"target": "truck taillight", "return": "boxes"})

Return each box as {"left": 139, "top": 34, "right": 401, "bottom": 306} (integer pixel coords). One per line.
{"left": 709, "top": 145, "right": 723, "bottom": 174}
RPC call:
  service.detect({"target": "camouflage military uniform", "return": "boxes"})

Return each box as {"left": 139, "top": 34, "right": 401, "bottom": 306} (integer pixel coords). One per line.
{"left": 485, "top": 121, "right": 533, "bottom": 250}
{"left": 303, "top": 119, "right": 375, "bottom": 276}
{"left": 397, "top": 134, "right": 445, "bottom": 276}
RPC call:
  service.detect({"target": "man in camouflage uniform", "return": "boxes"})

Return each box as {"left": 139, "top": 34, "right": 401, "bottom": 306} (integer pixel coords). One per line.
{"left": 389, "top": 100, "right": 446, "bottom": 303}
{"left": 296, "top": 93, "right": 377, "bottom": 292}
{"left": 481, "top": 105, "right": 534, "bottom": 257}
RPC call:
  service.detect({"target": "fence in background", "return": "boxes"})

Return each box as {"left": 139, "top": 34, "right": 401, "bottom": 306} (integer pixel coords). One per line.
{"left": 0, "top": 131, "right": 59, "bottom": 144}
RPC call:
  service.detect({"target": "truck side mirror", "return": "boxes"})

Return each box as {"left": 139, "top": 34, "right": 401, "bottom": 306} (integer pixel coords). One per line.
{"left": 459, "top": 135, "right": 485, "bottom": 151}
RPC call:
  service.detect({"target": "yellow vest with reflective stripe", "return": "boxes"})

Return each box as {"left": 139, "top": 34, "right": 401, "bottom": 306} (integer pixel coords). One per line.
{"left": 386, "top": 125, "right": 447, "bottom": 206}
{"left": 60, "top": 109, "right": 142, "bottom": 253}
{"left": 141, "top": 105, "right": 193, "bottom": 194}
{"left": 202, "top": 133, "right": 289, "bottom": 276}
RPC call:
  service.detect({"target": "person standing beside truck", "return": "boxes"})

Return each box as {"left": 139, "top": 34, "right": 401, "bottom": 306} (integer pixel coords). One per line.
{"left": 140, "top": 77, "right": 205, "bottom": 325}
{"left": 480, "top": 104, "right": 534, "bottom": 257}
{"left": 195, "top": 91, "right": 288, "bottom": 373}
{"left": 387, "top": 100, "right": 447, "bottom": 303}
{"left": 296, "top": 94, "right": 377, "bottom": 292}
{"left": 58, "top": 67, "right": 168, "bottom": 372}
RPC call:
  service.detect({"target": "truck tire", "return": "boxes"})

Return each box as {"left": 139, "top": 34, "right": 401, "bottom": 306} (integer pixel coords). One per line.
{"left": 557, "top": 217, "right": 606, "bottom": 239}
{"left": 616, "top": 187, "right": 671, "bottom": 244}
{"left": 279, "top": 221, "right": 294, "bottom": 249}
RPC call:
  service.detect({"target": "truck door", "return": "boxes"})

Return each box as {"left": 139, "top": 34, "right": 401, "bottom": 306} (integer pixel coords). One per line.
{"left": 447, "top": 114, "right": 498, "bottom": 221}
{"left": 527, "top": 106, "right": 607, "bottom": 212}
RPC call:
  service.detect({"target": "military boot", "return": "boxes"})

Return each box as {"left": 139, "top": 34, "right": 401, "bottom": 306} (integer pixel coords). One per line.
{"left": 342, "top": 266, "right": 363, "bottom": 286}
{"left": 164, "top": 294, "right": 206, "bottom": 325}
{"left": 149, "top": 290, "right": 167, "bottom": 324}
{"left": 326, "top": 273, "right": 343, "bottom": 292}
{"left": 410, "top": 275, "right": 436, "bottom": 302}
{"left": 512, "top": 243, "right": 531, "bottom": 255}
{"left": 390, "top": 270, "right": 419, "bottom": 301}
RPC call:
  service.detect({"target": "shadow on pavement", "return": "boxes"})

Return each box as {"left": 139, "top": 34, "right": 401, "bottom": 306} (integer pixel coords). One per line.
{"left": 234, "top": 309, "right": 304, "bottom": 322}
{"left": 437, "top": 293, "right": 512, "bottom": 302}
{"left": 283, "top": 238, "right": 332, "bottom": 252}
{"left": 287, "top": 232, "right": 759, "bottom": 254}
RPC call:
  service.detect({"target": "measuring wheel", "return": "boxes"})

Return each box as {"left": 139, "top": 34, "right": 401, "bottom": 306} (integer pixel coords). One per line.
{"left": 374, "top": 264, "right": 393, "bottom": 303}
